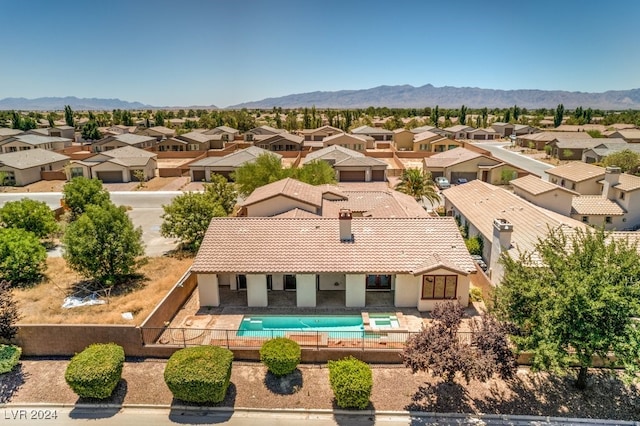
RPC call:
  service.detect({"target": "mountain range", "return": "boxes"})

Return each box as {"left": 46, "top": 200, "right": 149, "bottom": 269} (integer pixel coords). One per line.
{"left": 0, "top": 96, "right": 217, "bottom": 111}
{"left": 229, "top": 84, "right": 640, "bottom": 110}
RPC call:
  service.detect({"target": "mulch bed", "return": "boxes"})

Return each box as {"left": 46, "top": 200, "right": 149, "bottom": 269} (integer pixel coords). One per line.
{"left": 1, "top": 359, "right": 639, "bottom": 421}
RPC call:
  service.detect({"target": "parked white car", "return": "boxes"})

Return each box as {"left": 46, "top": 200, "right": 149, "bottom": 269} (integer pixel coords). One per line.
{"left": 434, "top": 176, "right": 450, "bottom": 189}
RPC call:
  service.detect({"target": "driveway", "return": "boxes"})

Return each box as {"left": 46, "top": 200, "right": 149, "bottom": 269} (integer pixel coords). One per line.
{"left": 471, "top": 141, "right": 553, "bottom": 178}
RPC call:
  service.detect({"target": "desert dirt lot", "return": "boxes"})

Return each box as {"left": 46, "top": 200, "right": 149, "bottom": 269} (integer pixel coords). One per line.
{"left": 1, "top": 360, "right": 639, "bottom": 421}
{"left": 12, "top": 255, "right": 193, "bottom": 325}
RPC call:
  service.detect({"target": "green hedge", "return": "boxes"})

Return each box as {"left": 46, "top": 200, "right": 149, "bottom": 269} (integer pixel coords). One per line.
{"left": 65, "top": 343, "right": 125, "bottom": 399}
{"left": 328, "top": 356, "right": 372, "bottom": 409}
{"left": 0, "top": 345, "right": 21, "bottom": 374}
{"left": 260, "top": 338, "right": 301, "bottom": 376}
{"left": 164, "top": 346, "right": 233, "bottom": 403}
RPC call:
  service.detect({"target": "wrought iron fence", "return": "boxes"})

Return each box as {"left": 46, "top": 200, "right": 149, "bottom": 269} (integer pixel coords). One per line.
{"left": 141, "top": 327, "right": 473, "bottom": 351}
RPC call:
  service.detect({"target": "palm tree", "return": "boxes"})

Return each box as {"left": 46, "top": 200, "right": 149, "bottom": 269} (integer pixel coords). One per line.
{"left": 395, "top": 168, "right": 440, "bottom": 206}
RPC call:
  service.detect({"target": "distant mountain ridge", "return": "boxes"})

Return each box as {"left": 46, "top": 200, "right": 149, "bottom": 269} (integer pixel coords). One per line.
{"left": 0, "top": 97, "right": 151, "bottom": 111}
{"left": 229, "top": 84, "right": 640, "bottom": 110}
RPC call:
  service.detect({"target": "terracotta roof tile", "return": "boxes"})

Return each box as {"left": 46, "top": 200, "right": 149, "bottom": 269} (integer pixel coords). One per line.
{"left": 191, "top": 217, "right": 476, "bottom": 274}
{"left": 511, "top": 174, "right": 578, "bottom": 196}
{"left": 546, "top": 162, "right": 605, "bottom": 182}
{"left": 571, "top": 196, "right": 625, "bottom": 216}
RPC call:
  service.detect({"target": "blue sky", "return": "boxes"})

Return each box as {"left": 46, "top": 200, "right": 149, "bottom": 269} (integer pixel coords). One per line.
{"left": 1, "top": 0, "right": 639, "bottom": 107}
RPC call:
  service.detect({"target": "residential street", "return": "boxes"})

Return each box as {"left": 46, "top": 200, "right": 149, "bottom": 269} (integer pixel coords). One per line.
{"left": 470, "top": 142, "right": 553, "bottom": 178}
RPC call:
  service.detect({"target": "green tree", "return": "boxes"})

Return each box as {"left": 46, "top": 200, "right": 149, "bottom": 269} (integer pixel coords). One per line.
{"left": 432, "top": 105, "right": 439, "bottom": 127}
{"left": 160, "top": 191, "right": 228, "bottom": 251}
{"left": 0, "top": 228, "right": 46, "bottom": 286}
{"left": 64, "top": 105, "right": 74, "bottom": 127}
{"left": 155, "top": 111, "right": 165, "bottom": 127}
{"left": 602, "top": 149, "right": 640, "bottom": 174}
{"left": 554, "top": 104, "right": 565, "bottom": 128}
{"left": 63, "top": 203, "right": 144, "bottom": 286}
{"left": 46, "top": 112, "right": 58, "bottom": 127}
{"left": 0, "top": 280, "right": 20, "bottom": 340}
{"left": 494, "top": 227, "right": 640, "bottom": 389}
{"left": 292, "top": 160, "right": 337, "bottom": 186}
{"left": 459, "top": 105, "right": 467, "bottom": 125}
{"left": 62, "top": 177, "right": 111, "bottom": 220}
{"left": 81, "top": 121, "right": 102, "bottom": 141}
{"left": 0, "top": 198, "right": 58, "bottom": 240}
{"left": 232, "top": 154, "right": 289, "bottom": 197}
{"left": 394, "top": 168, "right": 440, "bottom": 205}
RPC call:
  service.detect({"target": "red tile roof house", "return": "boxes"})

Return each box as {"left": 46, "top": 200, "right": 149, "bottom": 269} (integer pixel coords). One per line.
{"left": 190, "top": 212, "right": 476, "bottom": 311}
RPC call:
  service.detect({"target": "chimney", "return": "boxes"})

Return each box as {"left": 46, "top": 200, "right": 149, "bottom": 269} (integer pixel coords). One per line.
{"left": 602, "top": 166, "right": 621, "bottom": 200}
{"left": 339, "top": 209, "right": 353, "bottom": 242}
{"left": 490, "top": 218, "right": 513, "bottom": 275}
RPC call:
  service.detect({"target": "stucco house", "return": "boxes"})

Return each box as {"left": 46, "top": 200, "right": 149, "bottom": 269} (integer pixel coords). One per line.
{"left": 351, "top": 125, "right": 394, "bottom": 142}
{"left": 392, "top": 129, "right": 414, "bottom": 151}
{"left": 69, "top": 146, "right": 157, "bottom": 183}
{"left": 466, "top": 128, "right": 497, "bottom": 140}
{"left": 299, "top": 125, "right": 342, "bottom": 142}
{"left": 191, "top": 213, "right": 475, "bottom": 311}
{"left": 516, "top": 131, "right": 588, "bottom": 150}
{"left": 605, "top": 129, "right": 640, "bottom": 143}
{"left": 322, "top": 133, "right": 371, "bottom": 151}
{"left": 442, "top": 180, "right": 585, "bottom": 284}
{"left": 423, "top": 147, "right": 506, "bottom": 183}
{"left": 0, "top": 149, "right": 70, "bottom": 186}
{"left": 189, "top": 146, "right": 282, "bottom": 182}
{"left": 302, "top": 145, "right": 387, "bottom": 182}
{"left": 582, "top": 141, "right": 640, "bottom": 163}
{"left": 238, "top": 177, "right": 428, "bottom": 218}
{"left": 244, "top": 125, "right": 285, "bottom": 142}
{"left": 548, "top": 138, "right": 626, "bottom": 160}
{"left": 136, "top": 126, "right": 175, "bottom": 141}
{"left": 255, "top": 132, "right": 304, "bottom": 151}
{"left": 511, "top": 174, "right": 578, "bottom": 216}
{"left": 410, "top": 125, "right": 437, "bottom": 134}
{"left": 203, "top": 126, "right": 240, "bottom": 142}
{"left": 545, "top": 162, "right": 604, "bottom": 194}
{"left": 159, "top": 131, "right": 222, "bottom": 151}
{"left": 92, "top": 133, "right": 156, "bottom": 153}
{"left": 441, "top": 125, "right": 474, "bottom": 140}
{"left": 490, "top": 122, "right": 514, "bottom": 137}
{"left": 0, "top": 128, "right": 24, "bottom": 142}
{"left": 0, "top": 134, "right": 72, "bottom": 153}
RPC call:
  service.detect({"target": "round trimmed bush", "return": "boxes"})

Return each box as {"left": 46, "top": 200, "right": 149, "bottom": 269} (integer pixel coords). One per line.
{"left": 259, "top": 337, "right": 301, "bottom": 376}
{"left": 328, "top": 356, "right": 372, "bottom": 409}
{"left": 0, "top": 345, "right": 21, "bottom": 375}
{"left": 65, "top": 343, "right": 125, "bottom": 399}
{"left": 164, "top": 346, "right": 233, "bottom": 403}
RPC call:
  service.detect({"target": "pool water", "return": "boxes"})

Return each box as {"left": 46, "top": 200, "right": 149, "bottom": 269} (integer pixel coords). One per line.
{"left": 236, "top": 314, "right": 399, "bottom": 337}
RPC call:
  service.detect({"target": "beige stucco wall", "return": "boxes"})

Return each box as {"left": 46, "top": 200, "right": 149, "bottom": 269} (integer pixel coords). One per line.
{"left": 394, "top": 131, "right": 414, "bottom": 150}
{"left": 394, "top": 274, "right": 419, "bottom": 307}
{"left": 323, "top": 134, "right": 367, "bottom": 151}
{"left": 246, "top": 195, "right": 318, "bottom": 217}
{"left": 345, "top": 274, "right": 366, "bottom": 307}
{"left": 513, "top": 188, "right": 573, "bottom": 216}
{"left": 247, "top": 274, "right": 268, "bottom": 307}
{"left": 296, "top": 274, "right": 316, "bottom": 307}
{"left": 571, "top": 213, "right": 625, "bottom": 231}
{"left": 13, "top": 167, "right": 43, "bottom": 186}
{"left": 618, "top": 191, "right": 640, "bottom": 229}
{"left": 197, "top": 274, "right": 220, "bottom": 306}
{"left": 318, "top": 273, "right": 346, "bottom": 290}
{"left": 548, "top": 175, "right": 602, "bottom": 195}
{"left": 416, "top": 268, "right": 470, "bottom": 311}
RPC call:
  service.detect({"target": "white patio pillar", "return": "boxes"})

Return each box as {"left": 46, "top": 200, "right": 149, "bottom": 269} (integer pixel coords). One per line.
{"left": 296, "top": 274, "right": 316, "bottom": 307}
{"left": 365, "top": 169, "right": 372, "bottom": 182}
{"left": 197, "top": 274, "right": 220, "bottom": 307}
{"left": 345, "top": 274, "right": 366, "bottom": 307}
{"left": 246, "top": 274, "right": 268, "bottom": 307}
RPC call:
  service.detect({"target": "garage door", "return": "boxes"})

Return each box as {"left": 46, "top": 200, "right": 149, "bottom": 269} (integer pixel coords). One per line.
{"left": 192, "top": 170, "right": 206, "bottom": 182}
{"left": 450, "top": 172, "right": 477, "bottom": 183}
{"left": 371, "top": 170, "right": 386, "bottom": 181}
{"left": 96, "top": 171, "right": 123, "bottom": 183}
{"left": 339, "top": 170, "right": 366, "bottom": 182}
{"left": 430, "top": 171, "right": 444, "bottom": 178}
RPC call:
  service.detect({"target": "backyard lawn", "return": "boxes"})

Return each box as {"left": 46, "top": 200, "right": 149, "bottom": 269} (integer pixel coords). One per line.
{"left": 12, "top": 255, "right": 193, "bottom": 325}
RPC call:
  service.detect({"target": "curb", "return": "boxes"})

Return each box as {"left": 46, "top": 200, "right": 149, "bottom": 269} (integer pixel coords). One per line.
{"left": 3, "top": 403, "right": 638, "bottom": 425}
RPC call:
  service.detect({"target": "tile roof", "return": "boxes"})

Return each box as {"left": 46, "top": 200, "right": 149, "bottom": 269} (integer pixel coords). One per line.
{"left": 191, "top": 217, "right": 476, "bottom": 275}
{"left": 410, "top": 125, "right": 436, "bottom": 134}
{"left": 177, "top": 131, "right": 218, "bottom": 143}
{"left": 189, "top": 146, "right": 281, "bottom": 168}
{"left": 146, "top": 126, "right": 174, "bottom": 135}
{"left": 12, "top": 134, "right": 71, "bottom": 145}
{"left": 242, "top": 178, "right": 324, "bottom": 208}
{"left": 614, "top": 173, "right": 640, "bottom": 192}
{"left": 0, "top": 149, "right": 69, "bottom": 169}
{"left": 413, "top": 131, "right": 441, "bottom": 142}
{"left": 551, "top": 138, "right": 619, "bottom": 149}
{"left": 114, "top": 133, "right": 156, "bottom": 145}
{"left": 330, "top": 190, "right": 429, "bottom": 218}
{"left": 586, "top": 141, "right": 640, "bottom": 157}
{"left": 299, "top": 125, "right": 342, "bottom": 135}
{"left": 442, "top": 180, "right": 585, "bottom": 256}
{"left": 613, "top": 129, "right": 640, "bottom": 139}
{"left": 303, "top": 145, "right": 366, "bottom": 164}
{"left": 444, "top": 125, "right": 473, "bottom": 132}
{"left": 546, "top": 162, "right": 605, "bottom": 182}
{"left": 571, "top": 196, "right": 625, "bottom": 216}
{"left": 272, "top": 208, "right": 321, "bottom": 218}
{"left": 0, "top": 128, "right": 23, "bottom": 137}
{"left": 511, "top": 174, "right": 578, "bottom": 196}
{"left": 351, "top": 126, "right": 393, "bottom": 135}
{"left": 259, "top": 132, "right": 304, "bottom": 145}
{"left": 423, "top": 147, "right": 490, "bottom": 168}
{"left": 519, "top": 131, "right": 589, "bottom": 142}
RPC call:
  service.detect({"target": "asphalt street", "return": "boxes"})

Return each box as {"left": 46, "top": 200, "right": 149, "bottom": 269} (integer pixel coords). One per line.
{"left": 470, "top": 142, "right": 553, "bottom": 178}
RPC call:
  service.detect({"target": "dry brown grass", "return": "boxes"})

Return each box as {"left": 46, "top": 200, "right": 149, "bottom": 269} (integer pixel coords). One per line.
{"left": 12, "top": 256, "right": 193, "bottom": 325}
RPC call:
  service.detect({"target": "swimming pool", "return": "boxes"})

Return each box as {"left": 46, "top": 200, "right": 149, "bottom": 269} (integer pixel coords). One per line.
{"left": 236, "top": 314, "right": 400, "bottom": 337}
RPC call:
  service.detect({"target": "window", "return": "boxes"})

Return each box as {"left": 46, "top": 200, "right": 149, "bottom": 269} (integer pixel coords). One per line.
{"left": 284, "top": 274, "right": 296, "bottom": 291}
{"left": 619, "top": 191, "right": 625, "bottom": 200}
{"left": 582, "top": 216, "right": 589, "bottom": 223}
{"left": 366, "top": 275, "right": 391, "bottom": 290}
{"left": 422, "top": 275, "right": 457, "bottom": 299}
{"left": 188, "top": 144, "right": 199, "bottom": 151}
{"left": 236, "top": 274, "right": 247, "bottom": 290}
{"left": 605, "top": 216, "right": 612, "bottom": 224}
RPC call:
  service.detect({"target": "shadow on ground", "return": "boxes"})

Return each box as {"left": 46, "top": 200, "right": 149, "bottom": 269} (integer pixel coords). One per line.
{"left": 0, "top": 364, "right": 27, "bottom": 403}
{"left": 69, "top": 379, "right": 127, "bottom": 419}
{"left": 168, "top": 382, "right": 236, "bottom": 424}
{"left": 332, "top": 401, "right": 376, "bottom": 426}
{"left": 264, "top": 369, "right": 303, "bottom": 395}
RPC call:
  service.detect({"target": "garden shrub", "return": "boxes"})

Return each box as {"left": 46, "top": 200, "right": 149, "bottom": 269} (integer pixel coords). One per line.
{"left": 65, "top": 343, "right": 125, "bottom": 399}
{"left": 328, "top": 356, "right": 372, "bottom": 409}
{"left": 0, "top": 345, "right": 21, "bottom": 374}
{"left": 259, "top": 337, "right": 301, "bottom": 376}
{"left": 164, "top": 345, "right": 233, "bottom": 403}
{"left": 469, "top": 287, "right": 483, "bottom": 302}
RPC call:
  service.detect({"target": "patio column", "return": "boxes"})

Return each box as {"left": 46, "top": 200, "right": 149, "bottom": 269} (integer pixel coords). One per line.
{"left": 296, "top": 274, "right": 316, "bottom": 307}
{"left": 197, "top": 274, "right": 219, "bottom": 307}
{"left": 246, "top": 274, "right": 268, "bottom": 307}
{"left": 365, "top": 169, "right": 372, "bottom": 182}
{"left": 345, "top": 274, "right": 366, "bottom": 307}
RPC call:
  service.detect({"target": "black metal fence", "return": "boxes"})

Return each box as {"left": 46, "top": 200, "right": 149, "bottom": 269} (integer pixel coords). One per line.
{"left": 141, "top": 327, "right": 473, "bottom": 351}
